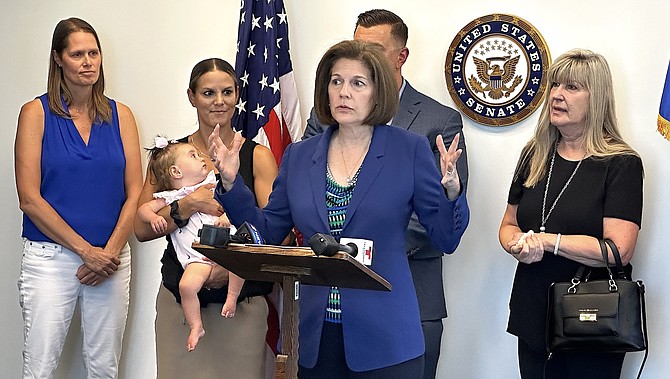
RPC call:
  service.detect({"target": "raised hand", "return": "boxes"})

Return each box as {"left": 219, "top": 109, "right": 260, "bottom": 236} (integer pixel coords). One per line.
{"left": 208, "top": 124, "right": 243, "bottom": 190}
{"left": 436, "top": 133, "right": 462, "bottom": 200}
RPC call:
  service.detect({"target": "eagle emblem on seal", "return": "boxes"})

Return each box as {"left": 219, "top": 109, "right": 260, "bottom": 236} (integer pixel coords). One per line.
{"left": 468, "top": 55, "right": 523, "bottom": 100}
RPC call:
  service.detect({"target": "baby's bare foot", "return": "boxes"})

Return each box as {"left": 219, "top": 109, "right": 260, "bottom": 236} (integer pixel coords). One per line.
{"left": 186, "top": 326, "right": 205, "bottom": 352}
{"left": 221, "top": 301, "right": 237, "bottom": 318}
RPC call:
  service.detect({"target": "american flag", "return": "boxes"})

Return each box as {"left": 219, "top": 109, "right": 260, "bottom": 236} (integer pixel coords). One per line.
{"left": 658, "top": 61, "right": 670, "bottom": 141}
{"left": 234, "top": 0, "right": 302, "bottom": 165}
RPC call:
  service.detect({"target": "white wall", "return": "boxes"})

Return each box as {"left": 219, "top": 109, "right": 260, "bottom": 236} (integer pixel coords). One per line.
{"left": 1, "top": 1, "right": 668, "bottom": 378}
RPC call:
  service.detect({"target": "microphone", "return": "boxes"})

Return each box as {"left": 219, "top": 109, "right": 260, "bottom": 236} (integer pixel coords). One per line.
{"left": 230, "top": 221, "right": 265, "bottom": 244}
{"left": 198, "top": 224, "right": 230, "bottom": 248}
{"left": 308, "top": 233, "right": 358, "bottom": 257}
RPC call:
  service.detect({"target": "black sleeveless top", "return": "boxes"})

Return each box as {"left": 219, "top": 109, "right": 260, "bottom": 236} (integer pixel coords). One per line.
{"left": 160, "top": 137, "right": 272, "bottom": 305}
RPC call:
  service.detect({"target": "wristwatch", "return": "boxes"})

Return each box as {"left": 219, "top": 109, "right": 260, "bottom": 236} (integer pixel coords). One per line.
{"left": 170, "top": 201, "right": 189, "bottom": 228}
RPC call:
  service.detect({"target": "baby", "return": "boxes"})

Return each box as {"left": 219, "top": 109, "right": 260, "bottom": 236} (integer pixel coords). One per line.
{"left": 138, "top": 137, "right": 243, "bottom": 351}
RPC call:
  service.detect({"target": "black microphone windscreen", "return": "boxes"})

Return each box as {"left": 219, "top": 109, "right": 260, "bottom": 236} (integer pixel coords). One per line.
{"left": 343, "top": 243, "right": 358, "bottom": 257}
{"left": 308, "top": 233, "right": 339, "bottom": 256}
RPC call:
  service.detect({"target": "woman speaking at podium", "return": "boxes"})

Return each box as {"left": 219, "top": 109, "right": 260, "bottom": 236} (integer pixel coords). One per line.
{"left": 209, "top": 40, "right": 469, "bottom": 378}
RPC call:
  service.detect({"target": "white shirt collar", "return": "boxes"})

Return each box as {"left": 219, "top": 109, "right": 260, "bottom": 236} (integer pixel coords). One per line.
{"left": 389, "top": 78, "right": 407, "bottom": 125}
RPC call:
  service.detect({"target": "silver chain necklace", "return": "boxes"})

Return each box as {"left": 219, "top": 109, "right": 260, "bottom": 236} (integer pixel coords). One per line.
{"left": 338, "top": 133, "right": 371, "bottom": 186}
{"left": 540, "top": 142, "right": 587, "bottom": 233}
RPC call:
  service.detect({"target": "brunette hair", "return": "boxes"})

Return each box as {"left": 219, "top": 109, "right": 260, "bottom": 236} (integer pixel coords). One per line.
{"left": 355, "top": 9, "right": 408, "bottom": 47}
{"left": 188, "top": 58, "right": 238, "bottom": 92}
{"left": 313, "top": 40, "right": 398, "bottom": 126}
{"left": 146, "top": 141, "right": 183, "bottom": 192}
{"left": 47, "top": 17, "right": 111, "bottom": 123}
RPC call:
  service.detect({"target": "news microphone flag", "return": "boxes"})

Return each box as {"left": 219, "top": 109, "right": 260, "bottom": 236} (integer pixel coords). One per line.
{"left": 234, "top": 0, "right": 303, "bottom": 165}
{"left": 658, "top": 61, "right": 670, "bottom": 141}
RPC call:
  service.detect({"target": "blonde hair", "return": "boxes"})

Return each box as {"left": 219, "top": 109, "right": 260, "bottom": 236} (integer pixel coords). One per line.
{"left": 517, "top": 48, "right": 638, "bottom": 187}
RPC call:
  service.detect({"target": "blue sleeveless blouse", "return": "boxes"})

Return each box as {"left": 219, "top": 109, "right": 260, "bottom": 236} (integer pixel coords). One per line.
{"left": 22, "top": 94, "right": 127, "bottom": 247}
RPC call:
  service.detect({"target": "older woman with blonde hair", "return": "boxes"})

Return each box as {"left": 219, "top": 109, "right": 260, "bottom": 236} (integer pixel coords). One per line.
{"left": 499, "top": 49, "right": 643, "bottom": 378}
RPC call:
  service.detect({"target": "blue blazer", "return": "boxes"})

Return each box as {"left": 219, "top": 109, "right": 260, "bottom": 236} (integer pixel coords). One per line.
{"left": 215, "top": 124, "right": 469, "bottom": 371}
{"left": 303, "top": 81, "right": 469, "bottom": 321}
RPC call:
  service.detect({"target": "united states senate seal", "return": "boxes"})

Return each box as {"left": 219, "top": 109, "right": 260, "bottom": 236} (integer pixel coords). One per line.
{"left": 445, "top": 14, "right": 551, "bottom": 126}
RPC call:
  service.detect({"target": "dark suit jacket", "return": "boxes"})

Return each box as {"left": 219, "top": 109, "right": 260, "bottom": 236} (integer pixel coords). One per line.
{"left": 303, "top": 80, "right": 468, "bottom": 321}
{"left": 216, "top": 125, "right": 469, "bottom": 371}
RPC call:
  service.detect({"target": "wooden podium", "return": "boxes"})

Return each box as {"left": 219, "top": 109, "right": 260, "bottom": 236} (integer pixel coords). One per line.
{"left": 193, "top": 243, "right": 391, "bottom": 379}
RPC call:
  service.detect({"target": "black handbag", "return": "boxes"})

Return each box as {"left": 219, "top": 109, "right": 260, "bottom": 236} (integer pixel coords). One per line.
{"left": 547, "top": 239, "right": 648, "bottom": 377}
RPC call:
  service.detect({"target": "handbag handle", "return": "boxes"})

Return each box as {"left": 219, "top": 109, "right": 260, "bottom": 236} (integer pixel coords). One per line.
{"left": 603, "top": 238, "right": 628, "bottom": 279}
{"left": 568, "top": 239, "right": 623, "bottom": 292}
{"left": 597, "top": 239, "right": 615, "bottom": 277}
{"left": 597, "top": 239, "right": 618, "bottom": 292}
{"left": 604, "top": 240, "right": 649, "bottom": 379}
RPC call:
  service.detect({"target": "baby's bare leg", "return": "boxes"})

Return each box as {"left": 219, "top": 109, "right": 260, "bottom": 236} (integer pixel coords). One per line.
{"left": 179, "top": 262, "right": 212, "bottom": 351}
{"left": 221, "top": 272, "right": 245, "bottom": 318}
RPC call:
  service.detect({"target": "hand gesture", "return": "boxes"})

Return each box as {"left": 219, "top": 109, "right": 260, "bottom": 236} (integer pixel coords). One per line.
{"left": 208, "top": 124, "right": 243, "bottom": 190}
{"left": 437, "top": 133, "right": 462, "bottom": 200}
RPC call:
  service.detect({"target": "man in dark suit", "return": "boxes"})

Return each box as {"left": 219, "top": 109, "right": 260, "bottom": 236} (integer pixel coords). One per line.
{"left": 302, "top": 9, "right": 468, "bottom": 379}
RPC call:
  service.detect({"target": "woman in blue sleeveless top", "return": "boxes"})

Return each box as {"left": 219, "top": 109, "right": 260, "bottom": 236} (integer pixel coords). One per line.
{"left": 14, "top": 17, "right": 142, "bottom": 378}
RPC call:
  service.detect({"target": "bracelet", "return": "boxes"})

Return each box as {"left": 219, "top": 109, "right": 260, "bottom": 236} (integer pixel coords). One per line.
{"left": 170, "top": 201, "right": 189, "bottom": 228}
{"left": 554, "top": 233, "right": 562, "bottom": 256}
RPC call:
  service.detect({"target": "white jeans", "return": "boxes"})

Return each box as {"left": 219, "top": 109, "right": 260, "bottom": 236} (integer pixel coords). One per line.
{"left": 18, "top": 239, "right": 131, "bottom": 379}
